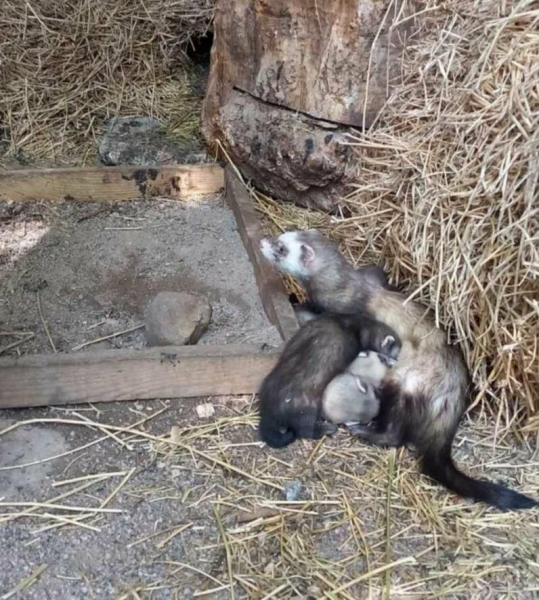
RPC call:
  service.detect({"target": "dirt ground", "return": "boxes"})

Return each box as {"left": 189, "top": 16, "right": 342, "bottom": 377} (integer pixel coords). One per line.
{"left": 0, "top": 398, "right": 253, "bottom": 600}
{"left": 0, "top": 195, "right": 282, "bottom": 355}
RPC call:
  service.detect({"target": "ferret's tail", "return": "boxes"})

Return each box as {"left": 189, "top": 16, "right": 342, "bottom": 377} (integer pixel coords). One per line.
{"left": 419, "top": 443, "right": 538, "bottom": 510}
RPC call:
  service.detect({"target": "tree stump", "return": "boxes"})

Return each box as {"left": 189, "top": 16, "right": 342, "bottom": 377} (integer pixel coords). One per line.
{"left": 202, "top": 0, "right": 414, "bottom": 210}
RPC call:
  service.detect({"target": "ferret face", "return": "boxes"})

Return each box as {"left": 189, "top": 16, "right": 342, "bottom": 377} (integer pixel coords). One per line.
{"left": 347, "top": 351, "right": 393, "bottom": 387}
{"left": 322, "top": 373, "right": 380, "bottom": 425}
{"left": 260, "top": 231, "right": 315, "bottom": 278}
{"left": 260, "top": 230, "right": 327, "bottom": 278}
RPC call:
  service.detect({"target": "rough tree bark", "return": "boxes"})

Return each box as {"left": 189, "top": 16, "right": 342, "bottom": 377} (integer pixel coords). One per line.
{"left": 202, "top": 0, "right": 414, "bottom": 210}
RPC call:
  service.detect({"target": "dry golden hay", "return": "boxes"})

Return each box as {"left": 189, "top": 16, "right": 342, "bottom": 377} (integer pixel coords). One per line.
{"left": 0, "top": 0, "right": 214, "bottom": 165}
{"left": 256, "top": 0, "right": 539, "bottom": 432}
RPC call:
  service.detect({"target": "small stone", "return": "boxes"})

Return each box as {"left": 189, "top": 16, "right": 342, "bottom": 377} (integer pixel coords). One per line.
{"left": 170, "top": 425, "right": 181, "bottom": 444}
{"left": 145, "top": 291, "right": 211, "bottom": 346}
{"left": 284, "top": 480, "right": 302, "bottom": 501}
{"left": 196, "top": 403, "right": 215, "bottom": 419}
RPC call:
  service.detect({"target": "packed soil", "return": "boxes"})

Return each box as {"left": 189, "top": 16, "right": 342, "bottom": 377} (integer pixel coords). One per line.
{"left": 0, "top": 195, "right": 282, "bottom": 355}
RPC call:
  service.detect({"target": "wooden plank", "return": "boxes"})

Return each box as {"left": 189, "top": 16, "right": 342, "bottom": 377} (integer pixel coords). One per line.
{"left": 0, "top": 345, "right": 278, "bottom": 409}
{"left": 225, "top": 166, "right": 298, "bottom": 340}
{"left": 0, "top": 164, "right": 224, "bottom": 202}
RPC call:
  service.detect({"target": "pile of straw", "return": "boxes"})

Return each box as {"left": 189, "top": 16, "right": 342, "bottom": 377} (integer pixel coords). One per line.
{"left": 259, "top": 0, "right": 539, "bottom": 431}
{"left": 345, "top": 0, "right": 538, "bottom": 430}
{"left": 0, "top": 0, "right": 214, "bottom": 164}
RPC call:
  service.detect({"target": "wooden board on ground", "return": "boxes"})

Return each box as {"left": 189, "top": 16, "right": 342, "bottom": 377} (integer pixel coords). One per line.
{"left": 0, "top": 164, "right": 224, "bottom": 202}
{"left": 225, "top": 166, "right": 299, "bottom": 340}
{"left": 0, "top": 345, "right": 278, "bottom": 409}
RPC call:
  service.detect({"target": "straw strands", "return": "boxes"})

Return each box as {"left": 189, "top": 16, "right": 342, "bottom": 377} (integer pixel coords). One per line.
{"left": 0, "top": 1, "right": 537, "bottom": 598}
{"left": 0, "top": 0, "right": 214, "bottom": 164}
{"left": 345, "top": 0, "right": 539, "bottom": 430}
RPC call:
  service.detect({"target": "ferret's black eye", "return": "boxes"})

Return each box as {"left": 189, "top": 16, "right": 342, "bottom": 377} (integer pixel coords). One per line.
{"left": 276, "top": 242, "right": 286, "bottom": 255}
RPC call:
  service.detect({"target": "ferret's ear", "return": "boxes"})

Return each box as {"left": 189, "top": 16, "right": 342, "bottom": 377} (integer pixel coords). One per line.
{"left": 354, "top": 376, "right": 367, "bottom": 394}
{"left": 301, "top": 244, "right": 315, "bottom": 266}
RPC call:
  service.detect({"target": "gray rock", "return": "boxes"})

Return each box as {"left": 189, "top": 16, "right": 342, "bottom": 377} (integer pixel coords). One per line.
{"left": 98, "top": 116, "right": 210, "bottom": 166}
{"left": 284, "top": 480, "right": 303, "bottom": 501}
{"left": 145, "top": 291, "right": 212, "bottom": 346}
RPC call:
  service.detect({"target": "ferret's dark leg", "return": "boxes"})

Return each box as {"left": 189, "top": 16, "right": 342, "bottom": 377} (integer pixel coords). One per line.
{"left": 293, "top": 408, "right": 337, "bottom": 441}
{"left": 356, "top": 265, "right": 390, "bottom": 289}
{"left": 313, "top": 420, "right": 338, "bottom": 439}
{"left": 293, "top": 305, "right": 318, "bottom": 326}
{"left": 293, "top": 300, "right": 326, "bottom": 326}
{"left": 296, "top": 300, "right": 324, "bottom": 315}
{"left": 346, "top": 421, "right": 404, "bottom": 447}
{"left": 348, "top": 380, "right": 405, "bottom": 447}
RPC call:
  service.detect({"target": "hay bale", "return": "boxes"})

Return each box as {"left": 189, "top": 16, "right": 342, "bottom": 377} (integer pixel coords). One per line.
{"left": 0, "top": 0, "right": 215, "bottom": 165}
{"left": 344, "top": 0, "right": 539, "bottom": 429}
{"left": 257, "top": 0, "right": 538, "bottom": 430}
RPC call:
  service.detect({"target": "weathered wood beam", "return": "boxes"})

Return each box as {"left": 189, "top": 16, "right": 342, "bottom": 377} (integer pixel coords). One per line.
{"left": 0, "top": 164, "right": 224, "bottom": 202}
{"left": 225, "top": 166, "right": 299, "bottom": 340}
{"left": 0, "top": 345, "right": 278, "bottom": 409}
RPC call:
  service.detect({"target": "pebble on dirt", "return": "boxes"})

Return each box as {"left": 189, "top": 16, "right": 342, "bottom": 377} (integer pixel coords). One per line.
{"left": 144, "top": 291, "right": 212, "bottom": 347}
{"left": 196, "top": 403, "right": 216, "bottom": 419}
{"left": 284, "top": 480, "right": 303, "bottom": 501}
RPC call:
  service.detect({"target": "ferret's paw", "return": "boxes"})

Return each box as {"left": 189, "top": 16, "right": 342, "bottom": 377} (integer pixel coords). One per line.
{"left": 316, "top": 421, "right": 338, "bottom": 438}
{"left": 345, "top": 423, "right": 373, "bottom": 436}
{"left": 378, "top": 353, "right": 397, "bottom": 368}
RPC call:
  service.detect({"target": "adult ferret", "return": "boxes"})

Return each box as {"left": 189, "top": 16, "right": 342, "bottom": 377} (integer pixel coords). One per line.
{"left": 260, "top": 230, "right": 537, "bottom": 510}
{"left": 258, "top": 313, "right": 400, "bottom": 448}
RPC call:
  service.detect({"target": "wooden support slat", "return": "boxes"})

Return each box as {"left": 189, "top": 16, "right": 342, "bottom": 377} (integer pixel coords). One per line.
{"left": 0, "top": 164, "right": 224, "bottom": 202}
{"left": 0, "top": 345, "right": 278, "bottom": 409}
{"left": 225, "top": 166, "right": 299, "bottom": 340}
